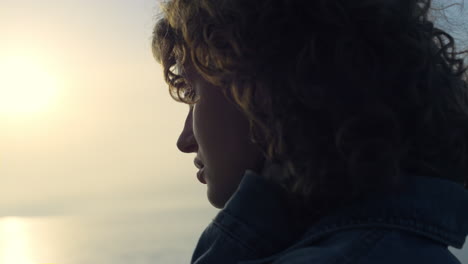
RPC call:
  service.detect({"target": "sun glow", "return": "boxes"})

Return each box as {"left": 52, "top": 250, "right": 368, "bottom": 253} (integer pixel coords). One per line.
{"left": 0, "top": 55, "right": 61, "bottom": 117}
{"left": 0, "top": 218, "right": 35, "bottom": 264}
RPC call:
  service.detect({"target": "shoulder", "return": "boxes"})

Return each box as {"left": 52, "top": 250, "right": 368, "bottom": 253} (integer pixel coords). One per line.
{"left": 271, "top": 228, "right": 460, "bottom": 264}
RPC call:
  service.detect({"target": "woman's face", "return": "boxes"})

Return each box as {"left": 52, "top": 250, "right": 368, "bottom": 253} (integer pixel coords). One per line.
{"left": 176, "top": 66, "right": 265, "bottom": 209}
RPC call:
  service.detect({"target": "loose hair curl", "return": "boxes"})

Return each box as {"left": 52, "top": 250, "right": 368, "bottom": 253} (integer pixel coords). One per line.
{"left": 153, "top": 0, "right": 468, "bottom": 214}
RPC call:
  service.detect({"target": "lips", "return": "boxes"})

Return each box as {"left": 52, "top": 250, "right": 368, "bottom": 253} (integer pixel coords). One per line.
{"left": 194, "top": 158, "right": 204, "bottom": 169}
{"left": 194, "top": 158, "right": 206, "bottom": 184}
{"left": 197, "top": 167, "right": 206, "bottom": 184}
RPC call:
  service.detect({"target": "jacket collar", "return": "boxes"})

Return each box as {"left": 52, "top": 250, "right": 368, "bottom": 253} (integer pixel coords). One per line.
{"left": 301, "top": 171, "right": 468, "bottom": 248}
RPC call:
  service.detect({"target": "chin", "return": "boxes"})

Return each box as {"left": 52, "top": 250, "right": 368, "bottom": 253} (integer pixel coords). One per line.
{"left": 207, "top": 189, "right": 231, "bottom": 209}
{"left": 209, "top": 200, "right": 225, "bottom": 209}
{"left": 207, "top": 194, "right": 227, "bottom": 209}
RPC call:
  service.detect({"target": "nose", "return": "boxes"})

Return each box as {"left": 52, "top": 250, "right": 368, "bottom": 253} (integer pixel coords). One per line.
{"left": 177, "top": 108, "right": 198, "bottom": 153}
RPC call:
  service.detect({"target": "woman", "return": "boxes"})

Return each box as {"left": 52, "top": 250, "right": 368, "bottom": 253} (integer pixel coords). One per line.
{"left": 152, "top": 0, "right": 468, "bottom": 263}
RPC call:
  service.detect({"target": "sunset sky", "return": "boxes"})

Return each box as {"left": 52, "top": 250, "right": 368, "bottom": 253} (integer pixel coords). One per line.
{"left": 0, "top": 0, "right": 208, "bottom": 217}
{"left": 0, "top": 0, "right": 467, "bottom": 216}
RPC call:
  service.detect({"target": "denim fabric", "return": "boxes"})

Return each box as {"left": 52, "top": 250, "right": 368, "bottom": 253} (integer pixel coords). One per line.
{"left": 191, "top": 170, "right": 468, "bottom": 264}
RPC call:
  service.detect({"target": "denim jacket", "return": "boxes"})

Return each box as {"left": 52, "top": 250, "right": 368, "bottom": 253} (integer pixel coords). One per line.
{"left": 191, "top": 169, "right": 468, "bottom": 264}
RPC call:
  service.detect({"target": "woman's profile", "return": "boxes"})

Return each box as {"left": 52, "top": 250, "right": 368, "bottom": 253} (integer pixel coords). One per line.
{"left": 152, "top": 0, "right": 468, "bottom": 263}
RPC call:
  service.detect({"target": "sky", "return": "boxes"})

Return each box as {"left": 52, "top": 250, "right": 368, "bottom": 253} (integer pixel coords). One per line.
{"left": 0, "top": 0, "right": 208, "bottom": 216}
{"left": 0, "top": 0, "right": 466, "bottom": 243}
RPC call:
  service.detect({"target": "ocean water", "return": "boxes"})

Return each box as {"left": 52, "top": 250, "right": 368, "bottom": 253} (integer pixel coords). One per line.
{"left": 0, "top": 206, "right": 218, "bottom": 264}
{"left": 0, "top": 207, "right": 467, "bottom": 264}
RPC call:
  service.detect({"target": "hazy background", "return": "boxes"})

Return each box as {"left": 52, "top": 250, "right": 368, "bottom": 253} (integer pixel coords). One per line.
{"left": 0, "top": 0, "right": 467, "bottom": 263}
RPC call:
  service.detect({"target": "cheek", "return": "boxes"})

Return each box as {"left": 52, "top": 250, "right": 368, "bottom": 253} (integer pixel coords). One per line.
{"left": 192, "top": 100, "right": 234, "bottom": 169}
{"left": 192, "top": 103, "right": 217, "bottom": 154}
{"left": 192, "top": 90, "right": 258, "bottom": 168}
{"left": 191, "top": 104, "right": 204, "bottom": 145}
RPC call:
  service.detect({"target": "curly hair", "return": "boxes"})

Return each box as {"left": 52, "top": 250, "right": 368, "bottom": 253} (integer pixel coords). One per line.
{"left": 152, "top": 0, "right": 468, "bottom": 214}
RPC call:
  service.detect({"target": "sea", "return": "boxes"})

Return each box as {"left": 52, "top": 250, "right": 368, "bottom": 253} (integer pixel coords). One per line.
{"left": 0, "top": 207, "right": 466, "bottom": 264}
{"left": 0, "top": 206, "right": 217, "bottom": 264}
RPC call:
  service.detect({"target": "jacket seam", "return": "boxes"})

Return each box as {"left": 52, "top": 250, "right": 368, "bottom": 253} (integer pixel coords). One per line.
{"left": 213, "top": 214, "right": 259, "bottom": 255}
{"left": 211, "top": 220, "right": 259, "bottom": 255}
{"left": 332, "top": 229, "right": 388, "bottom": 264}
{"left": 303, "top": 217, "right": 462, "bottom": 247}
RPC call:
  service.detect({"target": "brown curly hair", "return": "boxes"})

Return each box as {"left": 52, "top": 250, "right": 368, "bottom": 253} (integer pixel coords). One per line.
{"left": 152, "top": 0, "right": 468, "bottom": 214}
